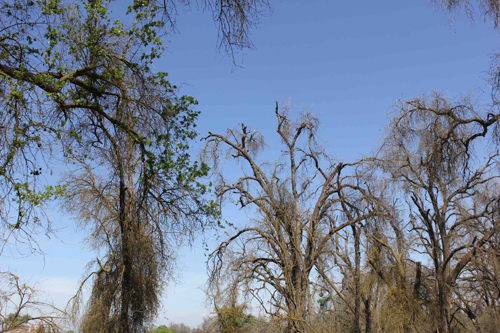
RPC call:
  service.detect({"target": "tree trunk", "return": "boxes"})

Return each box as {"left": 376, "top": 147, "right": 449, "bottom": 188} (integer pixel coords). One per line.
{"left": 285, "top": 266, "right": 307, "bottom": 332}
{"left": 285, "top": 213, "right": 308, "bottom": 333}
{"left": 437, "top": 277, "right": 451, "bottom": 333}
{"left": 414, "top": 262, "right": 422, "bottom": 298}
{"left": 119, "top": 178, "right": 131, "bottom": 333}
{"left": 353, "top": 225, "right": 361, "bottom": 333}
{"left": 285, "top": 289, "right": 307, "bottom": 332}
{"left": 364, "top": 297, "right": 372, "bottom": 333}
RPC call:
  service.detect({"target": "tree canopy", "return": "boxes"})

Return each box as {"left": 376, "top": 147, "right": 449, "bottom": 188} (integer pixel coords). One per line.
{"left": 1, "top": 0, "right": 500, "bottom": 332}
{"left": 0, "top": 0, "right": 271, "bottom": 331}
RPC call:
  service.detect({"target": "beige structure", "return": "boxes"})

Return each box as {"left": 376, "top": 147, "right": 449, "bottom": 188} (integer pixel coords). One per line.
{"left": 4, "top": 324, "right": 45, "bottom": 333}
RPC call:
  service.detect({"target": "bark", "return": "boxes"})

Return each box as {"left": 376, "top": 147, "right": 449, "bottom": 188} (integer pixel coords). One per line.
{"left": 414, "top": 262, "right": 422, "bottom": 299}
{"left": 437, "top": 276, "right": 451, "bottom": 333}
{"left": 353, "top": 225, "right": 361, "bottom": 333}
{"left": 119, "top": 165, "right": 132, "bottom": 333}
{"left": 364, "top": 297, "right": 372, "bottom": 333}
{"left": 286, "top": 227, "right": 308, "bottom": 332}
{"left": 464, "top": 306, "right": 482, "bottom": 333}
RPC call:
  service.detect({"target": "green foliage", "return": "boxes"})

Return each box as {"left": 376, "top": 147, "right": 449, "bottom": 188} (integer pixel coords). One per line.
{"left": 1, "top": 0, "right": 223, "bottom": 331}
{"left": 317, "top": 293, "right": 332, "bottom": 313}
{"left": 151, "top": 325, "right": 175, "bottom": 333}
{"left": 216, "top": 305, "right": 254, "bottom": 333}
{"left": 2, "top": 313, "right": 31, "bottom": 328}
{"left": 0, "top": 0, "right": 221, "bottom": 256}
{"left": 0, "top": 0, "right": 273, "bottom": 331}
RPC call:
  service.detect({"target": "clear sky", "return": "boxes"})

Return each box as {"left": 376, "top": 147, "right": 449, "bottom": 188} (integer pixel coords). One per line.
{"left": 2, "top": 0, "right": 499, "bottom": 329}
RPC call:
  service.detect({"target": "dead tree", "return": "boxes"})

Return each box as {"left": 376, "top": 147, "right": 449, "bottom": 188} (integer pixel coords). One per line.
{"left": 0, "top": 272, "right": 64, "bottom": 332}
{"left": 379, "top": 92, "right": 500, "bottom": 333}
{"left": 204, "top": 103, "right": 376, "bottom": 332}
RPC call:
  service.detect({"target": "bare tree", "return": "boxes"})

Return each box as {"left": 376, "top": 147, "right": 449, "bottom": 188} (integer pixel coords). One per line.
{"left": 0, "top": 272, "right": 64, "bottom": 332}
{"left": 312, "top": 167, "right": 380, "bottom": 333}
{"left": 311, "top": 167, "right": 427, "bottom": 333}
{"left": 432, "top": 0, "right": 500, "bottom": 116}
{"left": 137, "top": 0, "right": 273, "bottom": 61}
{"left": 379, "top": 92, "right": 500, "bottom": 332}
{"left": 434, "top": 0, "right": 500, "bottom": 28}
{"left": 204, "top": 103, "right": 377, "bottom": 332}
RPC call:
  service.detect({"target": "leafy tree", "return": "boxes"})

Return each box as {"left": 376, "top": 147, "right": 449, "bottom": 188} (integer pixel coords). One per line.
{"left": 0, "top": 0, "right": 271, "bottom": 331}
{"left": 215, "top": 305, "right": 254, "bottom": 333}
{"left": 47, "top": 2, "right": 217, "bottom": 331}
{"left": 0, "top": 0, "right": 271, "bottom": 255}
{"left": 152, "top": 325, "right": 175, "bottom": 333}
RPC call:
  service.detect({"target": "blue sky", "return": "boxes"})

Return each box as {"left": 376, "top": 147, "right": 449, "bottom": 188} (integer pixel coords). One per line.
{"left": 2, "top": 0, "right": 499, "bottom": 329}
